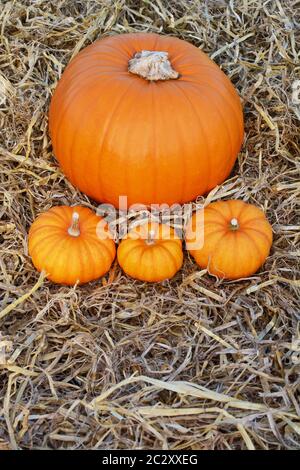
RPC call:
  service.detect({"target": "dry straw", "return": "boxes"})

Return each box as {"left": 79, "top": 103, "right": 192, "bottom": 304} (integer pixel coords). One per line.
{"left": 0, "top": 0, "right": 299, "bottom": 450}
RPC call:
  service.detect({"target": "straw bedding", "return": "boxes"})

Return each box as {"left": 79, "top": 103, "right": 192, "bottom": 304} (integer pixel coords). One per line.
{"left": 0, "top": 0, "right": 299, "bottom": 450}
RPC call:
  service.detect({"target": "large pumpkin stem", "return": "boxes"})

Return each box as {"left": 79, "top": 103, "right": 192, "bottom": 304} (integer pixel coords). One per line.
{"left": 128, "top": 51, "right": 179, "bottom": 81}
{"left": 68, "top": 212, "right": 80, "bottom": 237}
{"left": 229, "top": 218, "right": 239, "bottom": 231}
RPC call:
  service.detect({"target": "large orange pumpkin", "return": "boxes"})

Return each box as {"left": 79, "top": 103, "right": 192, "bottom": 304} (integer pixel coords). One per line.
{"left": 185, "top": 200, "right": 273, "bottom": 279}
{"left": 49, "top": 33, "right": 244, "bottom": 208}
{"left": 28, "top": 206, "right": 116, "bottom": 285}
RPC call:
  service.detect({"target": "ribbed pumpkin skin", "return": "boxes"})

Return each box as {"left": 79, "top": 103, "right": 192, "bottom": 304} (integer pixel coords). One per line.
{"left": 186, "top": 200, "right": 272, "bottom": 279}
{"left": 117, "top": 222, "right": 183, "bottom": 282}
{"left": 28, "top": 206, "right": 116, "bottom": 285}
{"left": 49, "top": 33, "right": 244, "bottom": 207}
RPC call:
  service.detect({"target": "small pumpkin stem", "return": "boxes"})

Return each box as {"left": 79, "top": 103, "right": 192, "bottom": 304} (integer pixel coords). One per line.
{"left": 68, "top": 212, "right": 80, "bottom": 237}
{"left": 229, "top": 218, "right": 239, "bottom": 231}
{"left": 146, "top": 229, "right": 156, "bottom": 245}
{"left": 128, "top": 50, "right": 179, "bottom": 81}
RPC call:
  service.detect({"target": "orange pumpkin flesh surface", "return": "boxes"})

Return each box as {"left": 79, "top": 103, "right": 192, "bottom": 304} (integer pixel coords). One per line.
{"left": 117, "top": 222, "right": 183, "bottom": 282}
{"left": 186, "top": 200, "right": 272, "bottom": 280}
{"left": 49, "top": 33, "right": 244, "bottom": 208}
{"left": 28, "top": 206, "right": 116, "bottom": 285}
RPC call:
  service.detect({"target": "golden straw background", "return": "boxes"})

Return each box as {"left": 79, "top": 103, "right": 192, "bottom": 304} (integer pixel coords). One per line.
{"left": 0, "top": 0, "right": 299, "bottom": 450}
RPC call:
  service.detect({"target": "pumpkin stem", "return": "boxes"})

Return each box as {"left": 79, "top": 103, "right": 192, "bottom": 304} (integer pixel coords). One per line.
{"left": 145, "top": 229, "right": 156, "bottom": 245}
{"left": 128, "top": 50, "right": 179, "bottom": 81}
{"left": 68, "top": 212, "right": 80, "bottom": 237}
{"left": 229, "top": 218, "right": 239, "bottom": 231}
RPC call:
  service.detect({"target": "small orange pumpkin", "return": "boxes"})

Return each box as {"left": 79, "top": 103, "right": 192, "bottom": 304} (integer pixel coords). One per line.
{"left": 28, "top": 206, "right": 116, "bottom": 285}
{"left": 117, "top": 222, "right": 183, "bottom": 282}
{"left": 186, "top": 200, "right": 272, "bottom": 279}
